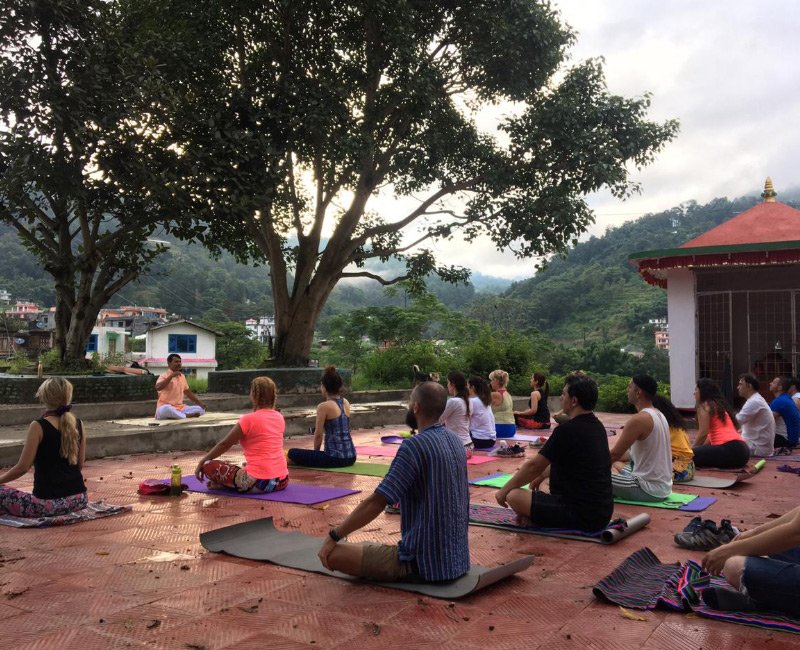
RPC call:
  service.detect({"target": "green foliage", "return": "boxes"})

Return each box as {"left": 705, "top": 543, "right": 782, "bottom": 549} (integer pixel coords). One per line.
{"left": 359, "top": 341, "right": 458, "bottom": 389}
{"left": 8, "top": 350, "right": 32, "bottom": 374}
{"left": 460, "top": 328, "right": 547, "bottom": 395}
{"left": 153, "top": 0, "right": 676, "bottom": 365}
{"left": 595, "top": 375, "right": 634, "bottom": 413}
{"left": 187, "top": 377, "right": 208, "bottom": 394}
{"left": 202, "top": 320, "right": 266, "bottom": 371}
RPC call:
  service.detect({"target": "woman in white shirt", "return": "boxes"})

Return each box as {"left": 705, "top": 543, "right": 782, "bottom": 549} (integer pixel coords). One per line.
{"left": 468, "top": 375, "right": 496, "bottom": 449}
{"left": 439, "top": 371, "right": 472, "bottom": 454}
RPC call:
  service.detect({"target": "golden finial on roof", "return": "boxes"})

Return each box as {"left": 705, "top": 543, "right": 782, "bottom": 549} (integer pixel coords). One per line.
{"left": 762, "top": 177, "right": 777, "bottom": 202}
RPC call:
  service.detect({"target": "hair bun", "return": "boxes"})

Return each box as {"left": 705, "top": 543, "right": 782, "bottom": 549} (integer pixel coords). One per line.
{"left": 323, "top": 365, "right": 337, "bottom": 376}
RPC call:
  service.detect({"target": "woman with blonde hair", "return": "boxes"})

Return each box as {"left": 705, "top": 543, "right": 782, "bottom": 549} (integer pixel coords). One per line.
{"left": 489, "top": 369, "right": 516, "bottom": 439}
{"left": 0, "top": 377, "right": 88, "bottom": 516}
{"left": 195, "top": 376, "right": 289, "bottom": 492}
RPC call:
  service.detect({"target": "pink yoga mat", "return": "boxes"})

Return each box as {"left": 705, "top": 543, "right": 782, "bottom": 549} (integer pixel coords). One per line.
{"left": 356, "top": 445, "right": 493, "bottom": 465}
{"left": 170, "top": 476, "right": 360, "bottom": 505}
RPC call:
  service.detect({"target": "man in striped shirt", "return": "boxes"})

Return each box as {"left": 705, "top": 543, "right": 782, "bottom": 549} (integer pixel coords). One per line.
{"left": 319, "top": 382, "right": 470, "bottom": 582}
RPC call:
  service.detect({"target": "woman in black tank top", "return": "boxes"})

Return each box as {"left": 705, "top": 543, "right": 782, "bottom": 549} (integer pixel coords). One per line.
{"left": 0, "top": 377, "right": 88, "bottom": 517}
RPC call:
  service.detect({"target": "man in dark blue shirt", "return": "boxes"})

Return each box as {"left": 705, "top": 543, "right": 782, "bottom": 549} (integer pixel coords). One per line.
{"left": 770, "top": 376, "right": 800, "bottom": 448}
{"left": 319, "top": 381, "right": 470, "bottom": 582}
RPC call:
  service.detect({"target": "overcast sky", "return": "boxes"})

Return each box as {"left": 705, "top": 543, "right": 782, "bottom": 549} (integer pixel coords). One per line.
{"left": 416, "top": 0, "right": 800, "bottom": 281}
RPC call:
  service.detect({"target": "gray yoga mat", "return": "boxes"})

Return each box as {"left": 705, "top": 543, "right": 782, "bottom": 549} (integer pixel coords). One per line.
{"left": 200, "top": 517, "right": 535, "bottom": 599}
{"left": 677, "top": 472, "right": 754, "bottom": 489}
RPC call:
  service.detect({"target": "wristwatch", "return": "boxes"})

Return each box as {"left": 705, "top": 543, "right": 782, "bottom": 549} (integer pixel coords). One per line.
{"left": 329, "top": 528, "right": 342, "bottom": 542}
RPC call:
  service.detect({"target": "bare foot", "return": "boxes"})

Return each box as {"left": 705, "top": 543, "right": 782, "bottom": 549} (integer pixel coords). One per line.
{"left": 187, "top": 412, "right": 201, "bottom": 418}
{"left": 515, "top": 513, "right": 533, "bottom": 527}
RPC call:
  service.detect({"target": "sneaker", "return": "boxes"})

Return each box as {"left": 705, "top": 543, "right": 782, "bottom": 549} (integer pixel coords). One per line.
{"left": 496, "top": 444, "right": 526, "bottom": 458}
{"left": 717, "top": 518, "right": 740, "bottom": 541}
{"left": 680, "top": 516, "right": 706, "bottom": 535}
{"left": 674, "top": 519, "right": 737, "bottom": 551}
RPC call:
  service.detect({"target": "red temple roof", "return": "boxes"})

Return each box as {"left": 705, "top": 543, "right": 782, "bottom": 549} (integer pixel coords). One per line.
{"left": 629, "top": 179, "right": 800, "bottom": 287}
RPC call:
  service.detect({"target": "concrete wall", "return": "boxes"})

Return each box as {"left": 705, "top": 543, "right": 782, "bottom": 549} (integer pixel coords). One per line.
{"left": 667, "top": 268, "right": 697, "bottom": 409}
{"left": 209, "top": 367, "right": 352, "bottom": 395}
{"left": 0, "top": 374, "right": 156, "bottom": 405}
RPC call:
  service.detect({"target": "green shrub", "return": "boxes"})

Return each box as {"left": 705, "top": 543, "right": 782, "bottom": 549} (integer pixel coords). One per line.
{"left": 461, "top": 328, "right": 543, "bottom": 394}
{"left": 187, "top": 377, "right": 208, "bottom": 393}
{"left": 359, "top": 340, "right": 457, "bottom": 389}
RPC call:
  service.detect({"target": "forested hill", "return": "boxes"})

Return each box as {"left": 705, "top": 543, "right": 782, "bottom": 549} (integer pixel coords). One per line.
{"left": 502, "top": 190, "right": 800, "bottom": 346}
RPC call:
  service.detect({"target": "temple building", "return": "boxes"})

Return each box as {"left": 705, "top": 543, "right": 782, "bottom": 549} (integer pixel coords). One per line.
{"left": 630, "top": 178, "right": 800, "bottom": 408}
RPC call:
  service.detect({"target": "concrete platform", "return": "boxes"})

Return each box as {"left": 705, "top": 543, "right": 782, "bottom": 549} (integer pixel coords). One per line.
{"left": 0, "top": 396, "right": 409, "bottom": 466}
{"left": 0, "top": 414, "right": 793, "bottom": 650}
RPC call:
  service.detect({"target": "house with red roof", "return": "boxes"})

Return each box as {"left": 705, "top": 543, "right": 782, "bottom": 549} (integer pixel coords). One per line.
{"left": 630, "top": 178, "right": 800, "bottom": 408}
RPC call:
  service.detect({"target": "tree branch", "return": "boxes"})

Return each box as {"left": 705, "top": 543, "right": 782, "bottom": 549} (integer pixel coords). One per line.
{"left": 340, "top": 270, "right": 409, "bottom": 286}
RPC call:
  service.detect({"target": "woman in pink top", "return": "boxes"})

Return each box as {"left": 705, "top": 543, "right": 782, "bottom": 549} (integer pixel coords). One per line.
{"left": 692, "top": 378, "right": 750, "bottom": 469}
{"left": 194, "top": 377, "right": 288, "bottom": 492}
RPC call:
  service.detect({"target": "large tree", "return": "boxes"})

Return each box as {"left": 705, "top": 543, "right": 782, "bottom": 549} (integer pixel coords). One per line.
{"left": 162, "top": 0, "right": 678, "bottom": 366}
{"left": 0, "top": 0, "right": 196, "bottom": 365}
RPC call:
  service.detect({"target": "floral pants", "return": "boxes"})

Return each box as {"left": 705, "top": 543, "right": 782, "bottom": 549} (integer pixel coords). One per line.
{"left": 200, "top": 460, "right": 288, "bottom": 493}
{"left": 0, "top": 486, "right": 88, "bottom": 517}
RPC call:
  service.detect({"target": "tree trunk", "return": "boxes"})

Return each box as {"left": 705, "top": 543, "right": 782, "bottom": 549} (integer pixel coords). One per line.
{"left": 272, "top": 279, "right": 336, "bottom": 366}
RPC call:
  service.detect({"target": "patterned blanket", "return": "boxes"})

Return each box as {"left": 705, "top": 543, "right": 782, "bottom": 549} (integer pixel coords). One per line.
{"left": 594, "top": 547, "right": 800, "bottom": 635}
{"left": 0, "top": 501, "right": 132, "bottom": 528}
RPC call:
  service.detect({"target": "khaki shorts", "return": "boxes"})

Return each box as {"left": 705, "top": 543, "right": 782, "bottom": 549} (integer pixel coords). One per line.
{"left": 360, "top": 543, "right": 417, "bottom": 582}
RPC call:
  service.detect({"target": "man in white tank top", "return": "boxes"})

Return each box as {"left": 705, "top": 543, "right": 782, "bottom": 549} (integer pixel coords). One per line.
{"left": 609, "top": 374, "right": 673, "bottom": 502}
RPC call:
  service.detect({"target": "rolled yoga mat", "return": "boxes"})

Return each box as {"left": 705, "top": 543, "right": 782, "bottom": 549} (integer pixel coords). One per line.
{"left": 200, "top": 516, "right": 535, "bottom": 599}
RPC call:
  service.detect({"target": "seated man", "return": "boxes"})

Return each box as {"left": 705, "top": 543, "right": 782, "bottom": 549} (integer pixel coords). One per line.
{"left": 609, "top": 375, "right": 672, "bottom": 502}
{"left": 495, "top": 374, "right": 613, "bottom": 532}
{"left": 702, "top": 505, "right": 800, "bottom": 616}
{"left": 154, "top": 354, "right": 207, "bottom": 420}
{"left": 735, "top": 373, "right": 774, "bottom": 457}
{"left": 319, "top": 382, "right": 469, "bottom": 583}
{"left": 770, "top": 376, "right": 800, "bottom": 448}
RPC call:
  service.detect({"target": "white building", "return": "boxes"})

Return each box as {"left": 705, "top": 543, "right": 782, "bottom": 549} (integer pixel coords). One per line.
{"left": 85, "top": 326, "right": 128, "bottom": 359}
{"left": 140, "top": 320, "right": 220, "bottom": 380}
{"left": 0, "top": 289, "right": 10, "bottom": 304}
{"left": 245, "top": 315, "right": 275, "bottom": 344}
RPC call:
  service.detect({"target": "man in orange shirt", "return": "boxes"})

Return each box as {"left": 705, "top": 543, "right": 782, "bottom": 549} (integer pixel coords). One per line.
{"left": 155, "top": 354, "right": 207, "bottom": 420}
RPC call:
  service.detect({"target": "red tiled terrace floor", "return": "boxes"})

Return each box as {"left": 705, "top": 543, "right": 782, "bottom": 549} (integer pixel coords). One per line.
{"left": 1, "top": 415, "right": 798, "bottom": 649}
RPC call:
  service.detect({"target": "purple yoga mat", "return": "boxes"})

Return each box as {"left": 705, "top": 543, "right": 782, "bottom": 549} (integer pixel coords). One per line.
{"left": 172, "top": 476, "right": 360, "bottom": 505}
{"left": 678, "top": 495, "right": 717, "bottom": 512}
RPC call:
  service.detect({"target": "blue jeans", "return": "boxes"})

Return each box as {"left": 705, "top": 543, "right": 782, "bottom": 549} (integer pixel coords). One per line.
{"left": 743, "top": 545, "right": 800, "bottom": 616}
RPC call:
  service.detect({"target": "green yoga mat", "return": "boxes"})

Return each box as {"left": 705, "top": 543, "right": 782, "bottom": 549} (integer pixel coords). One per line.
{"left": 472, "top": 473, "right": 515, "bottom": 488}
{"left": 613, "top": 492, "right": 696, "bottom": 509}
{"left": 293, "top": 461, "right": 390, "bottom": 477}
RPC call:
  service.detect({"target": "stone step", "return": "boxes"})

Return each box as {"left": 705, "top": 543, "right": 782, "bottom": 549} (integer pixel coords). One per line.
{"left": 0, "top": 401, "right": 409, "bottom": 466}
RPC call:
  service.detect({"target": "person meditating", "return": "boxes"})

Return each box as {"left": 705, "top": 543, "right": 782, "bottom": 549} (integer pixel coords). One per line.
{"left": 318, "top": 382, "right": 469, "bottom": 583}
{"left": 702, "top": 504, "right": 800, "bottom": 616}
{"left": 154, "top": 354, "right": 207, "bottom": 420}
{"left": 489, "top": 369, "right": 516, "bottom": 438}
{"left": 0, "top": 377, "right": 88, "bottom": 517}
{"left": 514, "top": 372, "right": 551, "bottom": 430}
{"left": 692, "top": 378, "right": 750, "bottom": 469}
{"left": 287, "top": 366, "right": 356, "bottom": 468}
{"left": 609, "top": 375, "right": 672, "bottom": 502}
{"left": 440, "top": 371, "right": 472, "bottom": 455}
{"left": 736, "top": 373, "right": 774, "bottom": 458}
{"left": 495, "top": 374, "right": 613, "bottom": 532}
{"left": 467, "top": 375, "right": 496, "bottom": 449}
{"left": 194, "top": 377, "right": 288, "bottom": 493}
{"left": 652, "top": 394, "right": 695, "bottom": 483}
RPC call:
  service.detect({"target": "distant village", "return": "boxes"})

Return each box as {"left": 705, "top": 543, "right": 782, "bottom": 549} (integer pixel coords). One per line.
{"left": 0, "top": 290, "right": 274, "bottom": 380}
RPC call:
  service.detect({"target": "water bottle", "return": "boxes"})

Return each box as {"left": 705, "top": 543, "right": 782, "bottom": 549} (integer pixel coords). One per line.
{"left": 170, "top": 464, "right": 182, "bottom": 496}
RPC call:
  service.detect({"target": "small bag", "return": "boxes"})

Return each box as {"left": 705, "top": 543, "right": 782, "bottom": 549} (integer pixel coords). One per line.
{"left": 138, "top": 478, "right": 188, "bottom": 495}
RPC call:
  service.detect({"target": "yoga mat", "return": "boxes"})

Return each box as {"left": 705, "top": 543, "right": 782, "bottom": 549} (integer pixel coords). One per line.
{"left": 765, "top": 455, "right": 800, "bottom": 462}
{"left": 470, "top": 472, "right": 513, "bottom": 488}
{"left": 356, "top": 445, "right": 397, "bottom": 457}
{"left": 614, "top": 492, "right": 716, "bottom": 512}
{"left": 200, "top": 517, "right": 535, "bottom": 599}
{"left": 110, "top": 411, "right": 241, "bottom": 427}
{"left": 380, "top": 435, "right": 405, "bottom": 445}
{"left": 594, "top": 547, "right": 800, "bottom": 635}
{"left": 0, "top": 501, "right": 132, "bottom": 528}
{"left": 679, "top": 473, "right": 753, "bottom": 489}
{"left": 176, "top": 476, "right": 361, "bottom": 504}
{"left": 355, "top": 445, "right": 493, "bottom": 465}
{"left": 466, "top": 504, "right": 649, "bottom": 544}
{"left": 293, "top": 461, "right": 390, "bottom": 477}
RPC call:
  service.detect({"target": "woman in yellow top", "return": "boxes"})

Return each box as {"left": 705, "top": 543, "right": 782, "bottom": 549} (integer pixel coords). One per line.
{"left": 652, "top": 394, "right": 695, "bottom": 482}
{"left": 489, "top": 369, "right": 516, "bottom": 439}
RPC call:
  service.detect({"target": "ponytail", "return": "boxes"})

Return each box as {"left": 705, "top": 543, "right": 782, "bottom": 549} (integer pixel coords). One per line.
{"left": 36, "top": 377, "right": 80, "bottom": 465}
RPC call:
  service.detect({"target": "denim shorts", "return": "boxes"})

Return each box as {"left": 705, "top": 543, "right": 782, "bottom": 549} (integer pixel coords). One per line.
{"left": 743, "top": 545, "right": 800, "bottom": 616}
